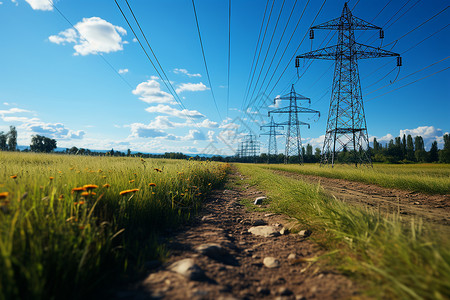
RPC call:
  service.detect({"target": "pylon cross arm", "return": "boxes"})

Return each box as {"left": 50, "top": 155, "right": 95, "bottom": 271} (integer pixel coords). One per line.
{"left": 354, "top": 43, "right": 400, "bottom": 59}
{"left": 311, "top": 10, "right": 380, "bottom": 31}
{"left": 296, "top": 45, "right": 339, "bottom": 60}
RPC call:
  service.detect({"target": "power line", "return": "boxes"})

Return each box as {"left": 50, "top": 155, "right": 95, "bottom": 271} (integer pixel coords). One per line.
{"left": 385, "top": 5, "right": 449, "bottom": 48}
{"left": 362, "top": 22, "right": 449, "bottom": 82}
{"left": 366, "top": 66, "right": 449, "bottom": 102}
{"left": 242, "top": 0, "right": 276, "bottom": 111}
{"left": 191, "top": 0, "right": 223, "bottom": 120}
{"left": 227, "top": 0, "right": 231, "bottom": 119}
{"left": 122, "top": 0, "right": 181, "bottom": 104}
{"left": 248, "top": 0, "right": 287, "bottom": 106}
{"left": 365, "top": 56, "right": 450, "bottom": 97}
{"left": 241, "top": 0, "right": 271, "bottom": 113}
{"left": 263, "top": 0, "right": 328, "bottom": 104}
{"left": 243, "top": 0, "right": 312, "bottom": 113}
{"left": 48, "top": 1, "right": 133, "bottom": 90}
{"left": 114, "top": 0, "right": 208, "bottom": 134}
{"left": 250, "top": 0, "right": 299, "bottom": 111}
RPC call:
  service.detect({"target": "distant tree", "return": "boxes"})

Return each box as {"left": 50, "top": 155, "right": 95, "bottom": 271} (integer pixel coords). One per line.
{"left": 69, "top": 146, "right": 79, "bottom": 155}
{"left": 439, "top": 134, "right": 450, "bottom": 163}
{"left": 401, "top": 134, "right": 407, "bottom": 158}
{"left": 127, "top": 149, "right": 131, "bottom": 157}
{"left": 314, "top": 148, "right": 321, "bottom": 162}
{"left": 414, "top": 136, "right": 427, "bottom": 162}
{"left": 373, "top": 138, "right": 380, "bottom": 152}
{"left": 428, "top": 141, "right": 439, "bottom": 162}
{"left": 0, "top": 131, "right": 7, "bottom": 151}
{"left": 30, "top": 135, "right": 57, "bottom": 153}
{"left": 406, "top": 135, "right": 415, "bottom": 161}
{"left": 305, "top": 144, "right": 313, "bottom": 162}
{"left": 7, "top": 126, "right": 17, "bottom": 151}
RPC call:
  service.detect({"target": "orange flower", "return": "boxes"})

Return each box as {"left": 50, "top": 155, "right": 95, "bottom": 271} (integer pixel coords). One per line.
{"left": 74, "top": 201, "right": 86, "bottom": 205}
{"left": 148, "top": 183, "right": 156, "bottom": 187}
{"left": 119, "top": 189, "right": 139, "bottom": 196}
{"left": 10, "top": 175, "right": 17, "bottom": 179}
{"left": 83, "top": 184, "right": 98, "bottom": 190}
{"left": 58, "top": 194, "right": 64, "bottom": 199}
{"left": 49, "top": 177, "right": 54, "bottom": 180}
{"left": 151, "top": 192, "right": 155, "bottom": 195}
{"left": 0, "top": 192, "right": 9, "bottom": 199}
{"left": 71, "top": 187, "right": 86, "bottom": 193}
{"left": 154, "top": 168, "right": 162, "bottom": 172}
{"left": 81, "top": 192, "right": 89, "bottom": 197}
{"left": 180, "top": 193, "right": 185, "bottom": 196}
{"left": 129, "top": 180, "right": 135, "bottom": 183}
{"left": 103, "top": 184, "right": 111, "bottom": 188}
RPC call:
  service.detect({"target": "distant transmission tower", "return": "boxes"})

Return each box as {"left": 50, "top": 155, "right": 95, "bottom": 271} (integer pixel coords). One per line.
{"left": 237, "top": 134, "right": 260, "bottom": 162}
{"left": 269, "top": 85, "right": 320, "bottom": 164}
{"left": 296, "top": 3, "right": 401, "bottom": 167}
{"left": 260, "top": 116, "right": 284, "bottom": 163}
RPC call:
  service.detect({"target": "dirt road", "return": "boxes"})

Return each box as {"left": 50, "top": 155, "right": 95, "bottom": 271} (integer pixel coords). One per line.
{"left": 273, "top": 170, "right": 450, "bottom": 228}
{"left": 114, "top": 172, "right": 358, "bottom": 299}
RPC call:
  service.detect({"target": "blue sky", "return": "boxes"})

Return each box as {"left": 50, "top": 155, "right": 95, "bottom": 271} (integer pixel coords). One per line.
{"left": 0, "top": 0, "right": 448, "bottom": 155}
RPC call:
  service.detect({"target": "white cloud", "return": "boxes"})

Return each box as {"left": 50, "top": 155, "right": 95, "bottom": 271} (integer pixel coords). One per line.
{"left": 118, "top": 68, "right": 129, "bottom": 74}
{"left": 182, "top": 129, "right": 206, "bottom": 141}
{"left": 370, "top": 133, "right": 394, "bottom": 144}
{"left": 173, "top": 68, "right": 201, "bottom": 78}
{"left": 22, "top": 122, "right": 85, "bottom": 140}
{"left": 129, "top": 123, "right": 167, "bottom": 138}
{"left": 269, "top": 98, "right": 282, "bottom": 108}
{"left": 24, "top": 0, "right": 53, "bottom": 11}
{"left": 0, "top": 107, "right": 31, "bottom": 114}
{"left": 49, "top": 17, "right": 127, "bottom": 56}
{"left": 175, "top": 82, "right": 208, "bottom": 94}
{"left": 302, "top": 135, "right": 325, "bottom": 149}
{"left": 132, "top": 79, "right": 175, "bottom": 105}
{"left": 370, "top": 126, "right": 448, "bottom": 149}
{"left": 197, "top": 119, "right": 218, "bottom": 128}
{"left": 207, "top": 130, "right": 215, "bottom": 142}
{"left": 145, "top": 104, "right": 205, "bottom": 119}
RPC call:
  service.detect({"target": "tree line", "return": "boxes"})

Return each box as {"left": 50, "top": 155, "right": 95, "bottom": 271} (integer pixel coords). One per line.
{"left": 1, "top": 125, "right": 449, "bottom": 164}
{"left": 209, "top": 133, "right": 450, "bottom": 164}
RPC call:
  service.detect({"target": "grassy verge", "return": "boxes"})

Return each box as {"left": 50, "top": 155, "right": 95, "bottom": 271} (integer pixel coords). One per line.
{"left": 237, "top": 163, "right": 450, "bottom": 299}
{"left": 0, "top": 152, "right": 230, "bottom": 300}
{"left": 259, "top": 163, "right": 450, "bottom": 194}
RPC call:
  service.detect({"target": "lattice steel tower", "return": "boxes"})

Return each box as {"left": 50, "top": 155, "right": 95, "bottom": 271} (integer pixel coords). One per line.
{"left": 260, "top": 116, "right": 284, "bottom": 163}
{"left": 269, "top": 85, "right": 320, "bottom": 164}
{"left": 296, "top": 3, "right": 401, "bottom": 167}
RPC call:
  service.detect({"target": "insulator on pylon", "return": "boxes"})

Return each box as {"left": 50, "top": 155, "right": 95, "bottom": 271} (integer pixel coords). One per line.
{"left": 309, "top": 29, "right": 314, "bottom": 39}
{"left": 295, "top": 57, "right": 300, "bottom": 68}
{"left": 379, "top": 29, "right": 384, "bottom": 39}
{"left": 397, "top": 56, "right": 402, "bottom": 67}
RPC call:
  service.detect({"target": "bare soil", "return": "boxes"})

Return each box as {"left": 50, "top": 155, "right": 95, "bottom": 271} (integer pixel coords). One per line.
{"left": 113, "top": 172, "right": 360, "bottom": 300}
{"left": 272, "top": 170, "right": 450, "bottom": 229}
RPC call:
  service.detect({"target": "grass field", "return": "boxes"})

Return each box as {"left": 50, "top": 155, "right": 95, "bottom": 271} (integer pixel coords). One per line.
{"left": 260, "top": 163, "right": 450, "bottom": 194}
{"left": 0, "top": 152, "right": 230, "bottom": 300}
{"left": 237, "top": 164, "right": 450, "bottom": 299}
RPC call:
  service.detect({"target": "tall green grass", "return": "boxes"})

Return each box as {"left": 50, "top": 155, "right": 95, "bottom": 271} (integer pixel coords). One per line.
{"left": 0, "top": 152, "right": 230, "bottom": 300}
{"left": 237, "top": 164, "right": 450, "bottom": 299}
{"left": 261, "top": 163, "right": 450, "bottom": 194}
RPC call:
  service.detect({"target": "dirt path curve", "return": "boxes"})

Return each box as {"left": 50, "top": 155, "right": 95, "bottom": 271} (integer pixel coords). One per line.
{"left": 115, "top": 172, "right": 358, "bottom": 300}
{"left": 272, "top": 170, "right": 450, "bottom": 228}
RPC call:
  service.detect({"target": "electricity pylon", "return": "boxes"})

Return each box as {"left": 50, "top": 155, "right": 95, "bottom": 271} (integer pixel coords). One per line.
{"left": 237, "top": 134, "right": 260, "bottom": 162}
{"left": 260, "top": 116, "right": 284, "bottom": 163}
{"left": 269, "top": 85, "right": 320, "bottom": 164}
{"left": 296, "top": 2, "right": 401, "bottom": 167}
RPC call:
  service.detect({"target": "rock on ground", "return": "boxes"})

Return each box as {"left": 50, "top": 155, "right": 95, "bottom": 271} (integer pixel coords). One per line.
{"left": 248, "top": 225, "right": 281, "bottom": 237}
